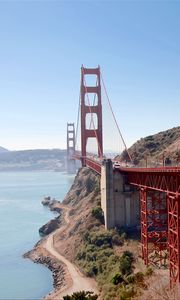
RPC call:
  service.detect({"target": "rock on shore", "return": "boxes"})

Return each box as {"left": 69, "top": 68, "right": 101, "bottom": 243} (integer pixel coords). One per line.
{"left": 42, "top": 197, "right": 63, "bottom": 213}
{"left": 39, "top": 197, "right": 63, "bottom": 235}
{"left": 39, "top": 218, "right": 60, "bottom": 235}
{"left": 24, "top": 247, "right": 69, "bottom": 293}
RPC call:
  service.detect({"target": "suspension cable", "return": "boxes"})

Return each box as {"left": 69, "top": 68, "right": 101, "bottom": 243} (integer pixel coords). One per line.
{"left": 82, "top": 68, "right": 103, "bottom": 158}
{"left": 75, "top": 86, "right": 81, "bottom": 151}
{"left": 100, "top": 71, "right": 132, "bottom": 162}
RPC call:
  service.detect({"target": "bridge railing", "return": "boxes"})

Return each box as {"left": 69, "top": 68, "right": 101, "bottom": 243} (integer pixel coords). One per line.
{"left": 119, "top": 166, "right": 180, "bottom": 173}
{"left": 71, "top": 152, "right": 102, "bottom": 175}
{"left": 71, "top": 152, "right": 180, "bottom": 180}
{"left": 85, "top": 157, "right": 101, "bottom": 174}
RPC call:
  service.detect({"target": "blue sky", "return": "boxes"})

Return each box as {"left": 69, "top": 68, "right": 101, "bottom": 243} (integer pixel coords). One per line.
{"left": 0, "top": 0, "right": 179, "bottom": 150}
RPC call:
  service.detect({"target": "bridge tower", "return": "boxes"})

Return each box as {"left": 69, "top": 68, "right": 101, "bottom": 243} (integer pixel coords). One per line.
{"left": 66, "top": 122, "right": 76, "bottom": 173}
{"left": 81, "top": 66, "right": 103, "bottom": 166}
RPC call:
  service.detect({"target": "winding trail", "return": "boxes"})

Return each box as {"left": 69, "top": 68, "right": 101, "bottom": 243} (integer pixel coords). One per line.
{"left": 44, "top": 206, "right": 98, "bottom": 299}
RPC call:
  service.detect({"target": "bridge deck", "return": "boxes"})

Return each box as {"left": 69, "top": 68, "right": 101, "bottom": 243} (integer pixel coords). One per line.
{"left": 119, "top": 166, "right": 180, "bottom": 173}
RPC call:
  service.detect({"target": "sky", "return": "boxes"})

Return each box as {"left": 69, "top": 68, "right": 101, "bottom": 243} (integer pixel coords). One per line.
{"left": 0, "top": 0, "right": 179, "bottom": 151}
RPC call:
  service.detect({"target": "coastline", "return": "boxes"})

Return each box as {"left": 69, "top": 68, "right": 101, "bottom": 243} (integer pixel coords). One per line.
{"left": 23, "top": 200, "right": 98, "bottom": 299}
{"left": 23, "top": 201, "right": 72, "bottom": 299}
{"left": 24, "top": 236, "right": 72, "bottom": 299}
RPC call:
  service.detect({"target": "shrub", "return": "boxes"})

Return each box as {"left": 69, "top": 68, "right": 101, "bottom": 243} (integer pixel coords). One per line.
{"left": 119, "top": 256, "right": 132, "bottom": 276}
{"left": 119, "top": 251, "right": 134, "bottom": 276}
{"left": 112, "top": 234, "right": 123, "bottom": 246}
{"left": 126, "top": 274, "right": 135, "bottom": 284}
{"left": 112, "top": 273, "right": 124, "bottom": 285}
{"left": 76, "top": 250, "right": 86, "bottom": 260}
{"left": 86, "top": 252, "right": 97, "bottom": 262}
{"left": 122, "top": 251, "right": 134, "bottom": 263}
{"left": 89, "top": 231, "right": 112, "bottom": 247}
{"left": 134, "top": 271, "right": 144, "bottom": 283}
{"left": 119, "top": 285, "right": 136, "bottom": 300}
{"left": 134, "top": 271, "right": 147, "bottom": 288}
{"left": 114, "top": 228, "right": 128, "bottom": 241}
{"left": 94, "top": 179, "right": 100, "bottom": 194}
{"left": 63, "top": 290, "right": 98, "bottom": 300}
{"left": 86, "top": 178, "right": 94, "bottom": 193}
{"left": 98, "top": 248, "right": 114, "bottom": 257}
{"left": 83, "top": 231, "right": 90, "bottom": 242}
{"left": 91, "top": 206, "right": 104, "bottom": 223}
{"left": 145, "top": 266, "right": 153, "bottom": 276}
{"left": 76, "top": 190, "right": 81, "bottom": 196}
{"left": 85, "top": 262, "right": 98, "bottom": 276}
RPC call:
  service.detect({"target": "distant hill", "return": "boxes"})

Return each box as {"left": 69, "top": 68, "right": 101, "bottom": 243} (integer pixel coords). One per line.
{"left": 119, "top": 126, "right": 180, "bottom": 166}
{"left": 0, "top": 146, "right": 9, "bottom": 153}
{"left": 0, "top": 149, "right": 67, "bottom": 171}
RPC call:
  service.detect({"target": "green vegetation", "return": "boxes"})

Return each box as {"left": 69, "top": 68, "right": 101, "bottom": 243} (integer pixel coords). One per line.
{"left": 63, "top": 291, "right": 98, "bottom": 300}
{"left": 75, "top": 215, "right": 154, "bottom": 300}
{"left": 111, "top": 273, "right": 124, "bottom": 285}
{"left": 145, "top": 266, "right": 153, "bottom": 277}
{"left": 75, "top": 226, "right": 149, "bottom": 299}
{"left": 119, "top": 251, "right": 134, "bottom": 276}
{"left": 91, "top": 206, "right": 104, "bottom": 224}
{"left": 67, "top": 168, "right": 154, "bottom": 299}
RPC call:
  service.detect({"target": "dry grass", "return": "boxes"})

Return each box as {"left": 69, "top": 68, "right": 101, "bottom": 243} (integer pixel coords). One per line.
{"left": 119, "top": 126, "right": 180, "bottom": 166}
{"left": 135, "top": 269, "right": 180, "bottom": 300}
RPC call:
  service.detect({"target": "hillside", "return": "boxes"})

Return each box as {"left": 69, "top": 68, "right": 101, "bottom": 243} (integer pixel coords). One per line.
{"left": 0, "top": 146, "right": 9, "bottom": 153}
{"left": 26, "top": 167, "right": 177, "bottom": 299}
{"left": 43, "top": 168, "right": 172, "bottom": 299}
{"left": 120, "top": 126, "right": 180, "bottom": 166}
{"left": 0, "top": 149, "right": 66, "bottom": 171}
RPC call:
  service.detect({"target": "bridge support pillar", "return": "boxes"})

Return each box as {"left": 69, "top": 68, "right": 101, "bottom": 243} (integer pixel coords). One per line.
{"left": 101, "top": 159, "right": 140, "bottom": 230}
{"left": 101, "top": 159, "right": 114, "bottom": 229}
{"left": 66, "top": 123, "right": 76, "bottom": 173}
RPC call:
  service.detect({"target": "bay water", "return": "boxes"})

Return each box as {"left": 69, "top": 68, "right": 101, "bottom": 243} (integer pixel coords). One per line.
{"left": 0, "top": 171, "right": 74, "bottom": 300}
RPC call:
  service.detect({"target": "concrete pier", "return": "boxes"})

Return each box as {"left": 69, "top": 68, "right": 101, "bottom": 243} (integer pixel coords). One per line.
{"left": 101, "top": 159, "right": 140, "bottom": 230}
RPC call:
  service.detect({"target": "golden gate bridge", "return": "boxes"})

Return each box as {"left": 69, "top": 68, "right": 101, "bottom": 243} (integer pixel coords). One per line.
{"left": 66, "top": 65, "right": 180, "bottom": 286}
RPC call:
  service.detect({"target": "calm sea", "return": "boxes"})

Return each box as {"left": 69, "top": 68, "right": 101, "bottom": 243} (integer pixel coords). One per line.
{"left": 0, "top": 171, "right": 75, "bottom": 300}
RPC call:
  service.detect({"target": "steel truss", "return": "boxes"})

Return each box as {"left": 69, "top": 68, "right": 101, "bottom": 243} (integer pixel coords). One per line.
{"left": 168, "top": 193, "right": 180, "bottom": 285}
{"left": 140, "top": 188, "right": 168, "bottom": 267}
{"left": 123, "top": 168, "right": 180, "bottom": 285}
{"left": 125, "top": 168, "right": 180, "bottom": 195}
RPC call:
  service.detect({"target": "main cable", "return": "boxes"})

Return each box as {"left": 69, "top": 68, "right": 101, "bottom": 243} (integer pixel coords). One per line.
{"left": 75, "top": 86, "right": 81, "bottom": 151}
{"left": 100, "top": 71, "right": 132, "bottom": 162}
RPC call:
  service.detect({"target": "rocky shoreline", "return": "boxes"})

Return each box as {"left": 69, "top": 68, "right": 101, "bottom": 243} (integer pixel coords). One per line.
{"left": 23, "top": 170, "right": 99, "bottom": 299}
{"left": 23, "top": 199, "right": 71, "bottom": 299}
{"left": 24, "top": 246, "right": 68, "bottom": 294}
{"left": 39, "top": 197, "right": 62, "bottom": 235}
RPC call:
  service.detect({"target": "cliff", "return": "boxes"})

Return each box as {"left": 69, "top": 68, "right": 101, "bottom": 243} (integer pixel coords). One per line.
{"left": 51, "top": 168, "right": 172, "bottom": 299}
{"left": 53, "top": 167, "right": 102, "bottom": 262}
{"left": 25, "top": 166, "right": 174, "bottom": 299}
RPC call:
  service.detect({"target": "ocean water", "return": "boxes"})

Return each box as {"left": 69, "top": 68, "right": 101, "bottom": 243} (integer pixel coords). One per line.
{"left": 0, "top": 171, "right": 75, "bottom": 300}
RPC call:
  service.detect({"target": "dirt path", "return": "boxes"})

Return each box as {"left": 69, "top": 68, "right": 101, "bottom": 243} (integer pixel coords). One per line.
{"left": 44, "top": 206, "right": 98, "bottom": 299}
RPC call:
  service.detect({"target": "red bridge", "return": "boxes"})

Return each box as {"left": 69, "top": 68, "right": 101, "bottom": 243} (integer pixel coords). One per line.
{"left": 67, "top": 66, "right": 180, "bottom": 286}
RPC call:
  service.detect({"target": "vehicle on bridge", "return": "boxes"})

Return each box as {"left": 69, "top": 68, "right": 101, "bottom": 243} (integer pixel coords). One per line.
{"left": 113, "top": 161, "right": 121, "bottom": 168}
